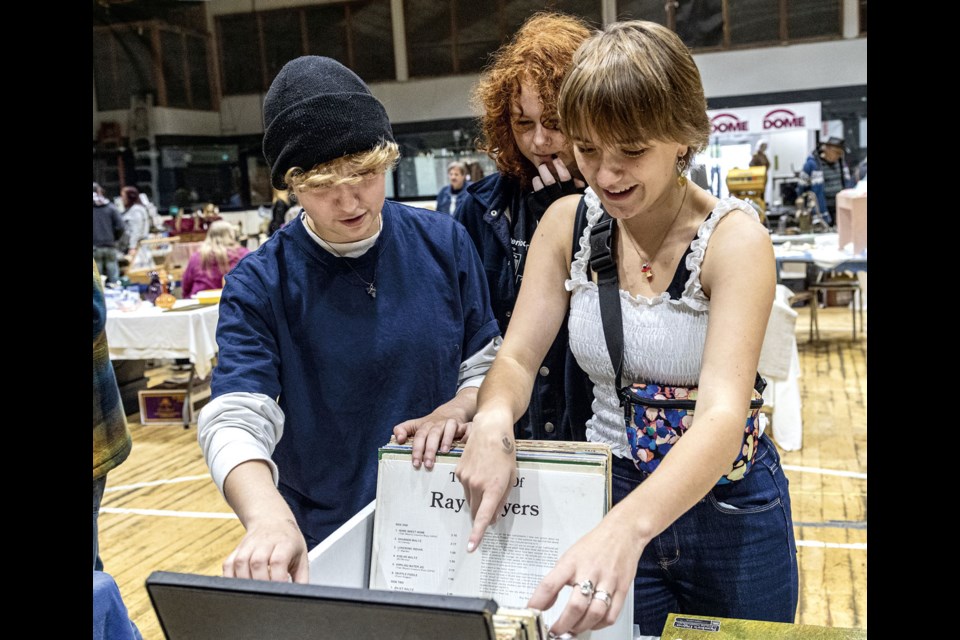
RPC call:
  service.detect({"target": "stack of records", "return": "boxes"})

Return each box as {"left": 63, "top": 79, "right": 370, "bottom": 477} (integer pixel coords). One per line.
{"left": 492, "top": 607, "right": 549, "bottom": 640}
{"left": 370, "top": 437, "right": 612, "bottom": 631}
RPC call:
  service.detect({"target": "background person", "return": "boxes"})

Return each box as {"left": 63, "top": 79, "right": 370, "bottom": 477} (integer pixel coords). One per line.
{"left": 181, "top": 220, "right": 250, "bottom": 297}
{"left": 750, "top": 138, "right": 771, "bottom": 199}
{"left": 435, "top": 160, "right": 467, "bottom": 215}
{"left": 120, "top": 186, "right": 151, "bottom": 257}
{"left": 268, "top": 187, "right": 298, "bottom": 236}
{"left": 93, "top": 183, "right": 125, "bottom": 285}
{"left": 798, "top": 136, "right": 853, "bottom": 226}
{"left": 750, "top": 139, "right": 771, "bottom": 171}
{"left": 138, "top": 188, "right": 164, "bottom": 232}
{"left": 197, "top": 56, "right": 501, "bottom": 583}
{"left": 451, "top": 21, "right": 798, "bottom": 637}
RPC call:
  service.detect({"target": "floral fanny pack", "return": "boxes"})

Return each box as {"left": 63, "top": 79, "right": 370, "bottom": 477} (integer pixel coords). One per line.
{"left": 620, "top": 381, "right": 765, "bottom": 484}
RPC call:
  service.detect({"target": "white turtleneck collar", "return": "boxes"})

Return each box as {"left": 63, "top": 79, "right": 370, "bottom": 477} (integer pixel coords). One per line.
{"left": 301, "top": 210, "right": 382, "bottom": 258}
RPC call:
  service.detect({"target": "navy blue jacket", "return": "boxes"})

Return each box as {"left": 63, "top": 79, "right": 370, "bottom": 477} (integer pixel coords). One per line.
{"left": 454, "top": 173, "right": 592, "bottom": 442}
{"left": 213, "top": 202, "right": 501, "bottom": 546}
{"left": 435, "top": 184, "right": 465, "bottom": 216}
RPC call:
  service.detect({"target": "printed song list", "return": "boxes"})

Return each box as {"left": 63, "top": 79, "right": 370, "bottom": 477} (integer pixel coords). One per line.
{"left": 479, "top": 532, "right": 561, "bottom": 606}
{"left": 387, "top": 523, "right": 440, "bottom": 592}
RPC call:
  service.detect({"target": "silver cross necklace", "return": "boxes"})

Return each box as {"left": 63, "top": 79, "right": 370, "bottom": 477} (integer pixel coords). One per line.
{"left": 312, "top": 213, "right": 383, "bottom": 299}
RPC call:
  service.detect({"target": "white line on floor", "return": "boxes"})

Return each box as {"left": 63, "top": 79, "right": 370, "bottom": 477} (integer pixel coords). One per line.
{"left": 796, "top": 540, "right": 866, "bottom": 550}
{"left": 100, "top": 507, "right": 238, "bottom": 519}
{"left": 104, "top": 474, "right": 212, "bottom": 492}
{"left": 782, "top": 465, "right": 867, "bottom": 479}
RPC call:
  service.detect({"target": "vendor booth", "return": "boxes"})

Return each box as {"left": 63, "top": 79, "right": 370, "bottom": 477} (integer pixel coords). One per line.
{"left": 699, "top": 101, "right": 822, "bottom": 216}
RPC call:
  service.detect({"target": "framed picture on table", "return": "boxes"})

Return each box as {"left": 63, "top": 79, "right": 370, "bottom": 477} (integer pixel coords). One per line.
{"left": 137, "top": 389, "right": 188, "bottom": 425}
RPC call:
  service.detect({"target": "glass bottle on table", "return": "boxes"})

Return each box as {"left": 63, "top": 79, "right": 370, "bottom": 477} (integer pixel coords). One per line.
{"left": 154, "top": 268, "right": 177, "bottom": 309}
{"left": 144, "top": 271, "right": 162, "bottom": 304}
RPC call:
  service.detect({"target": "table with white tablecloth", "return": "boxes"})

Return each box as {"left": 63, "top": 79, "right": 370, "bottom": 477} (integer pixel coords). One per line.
{"left": 774, "top": 232, "right": 867, "bottom": 271}
{"left": 758, "top": 284, "right": 804, "bottom": 451}
{"left": 105, "top": 301, "right": 220, "bottom": 379}
{"left": 773, "top": 232, "right": 868, "bottom": 312}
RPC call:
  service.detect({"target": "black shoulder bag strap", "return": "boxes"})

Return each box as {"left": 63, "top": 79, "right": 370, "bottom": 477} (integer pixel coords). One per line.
{"left": 586, "top": 206, "right": 766, "bottom": 399}
{"left": 586, "top": 210, "right": 627, "bottom": 396}
{"left": 571, "top": 195, "right": 590, "bottom": 261}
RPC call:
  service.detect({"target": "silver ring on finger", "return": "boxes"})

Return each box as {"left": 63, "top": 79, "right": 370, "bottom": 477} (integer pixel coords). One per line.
{"left": 592, "top": 589, "right": 612, "bottom": 607}
{"left": 576, "top": 579, "right": 595, "bottom": 597}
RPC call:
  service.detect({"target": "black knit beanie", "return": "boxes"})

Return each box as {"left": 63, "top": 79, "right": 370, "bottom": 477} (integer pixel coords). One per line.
{"left": 262, "top": 56, "right": 395, "bottom": 190}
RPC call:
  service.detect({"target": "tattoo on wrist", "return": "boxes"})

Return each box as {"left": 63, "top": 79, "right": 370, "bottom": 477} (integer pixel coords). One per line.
{"left": 501, "top": 437, "right": 515, "bottom": 454}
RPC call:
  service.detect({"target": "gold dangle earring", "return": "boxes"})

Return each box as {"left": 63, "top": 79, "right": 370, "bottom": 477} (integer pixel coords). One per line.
{"left": 676, "top": 157, "right": 688, "bottom": 187}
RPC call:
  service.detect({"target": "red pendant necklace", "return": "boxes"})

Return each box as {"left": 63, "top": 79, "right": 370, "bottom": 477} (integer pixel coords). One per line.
{"left": 621, "top": 183, "right": 688, "bottom": 281}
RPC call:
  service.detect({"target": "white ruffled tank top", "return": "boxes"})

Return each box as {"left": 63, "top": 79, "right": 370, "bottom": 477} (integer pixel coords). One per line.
{"left": 564, "top": 188, "right": 760, "bottom": 459}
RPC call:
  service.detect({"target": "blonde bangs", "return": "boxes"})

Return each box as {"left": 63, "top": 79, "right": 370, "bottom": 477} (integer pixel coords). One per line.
{"left": 286, "top": 141, "right": 399, "bottom": 192}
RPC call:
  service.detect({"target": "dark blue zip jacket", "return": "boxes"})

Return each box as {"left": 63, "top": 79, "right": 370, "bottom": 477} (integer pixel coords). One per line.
{"left": 435, "top": 184, "right": 465, "bottom": 216}
{"left": 454, "top": 172, "right": 592, "bottom": 441}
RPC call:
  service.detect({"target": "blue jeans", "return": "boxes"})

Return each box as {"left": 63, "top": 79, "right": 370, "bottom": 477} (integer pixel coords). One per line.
{"left": 94, "top": 476, "right": 106, "bottom": 571}
{"left": 94, "top": 571, "right": 144, "bottom": 640}
{"left": 94, "top": 246, "right": 120, "bottom": 284}
{"left": 612, "top": 433, "right": 799, "bottom": 635}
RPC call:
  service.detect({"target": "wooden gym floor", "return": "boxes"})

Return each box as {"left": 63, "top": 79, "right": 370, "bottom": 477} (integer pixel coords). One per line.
{"left": 98, "top": 305, "right": 867, "bottom": 639}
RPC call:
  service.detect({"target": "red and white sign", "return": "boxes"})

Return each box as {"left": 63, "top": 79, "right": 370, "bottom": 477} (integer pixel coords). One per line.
{"left": 706, "top": 102, "right": 821, "bottom": 139}
{"left": 710, "top": 112, "right": 750, "bottom": 134}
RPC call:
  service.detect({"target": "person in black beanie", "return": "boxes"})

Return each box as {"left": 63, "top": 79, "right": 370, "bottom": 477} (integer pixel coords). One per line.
{"left": 197, "top": 56, "right": 501, "bottom": 583}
